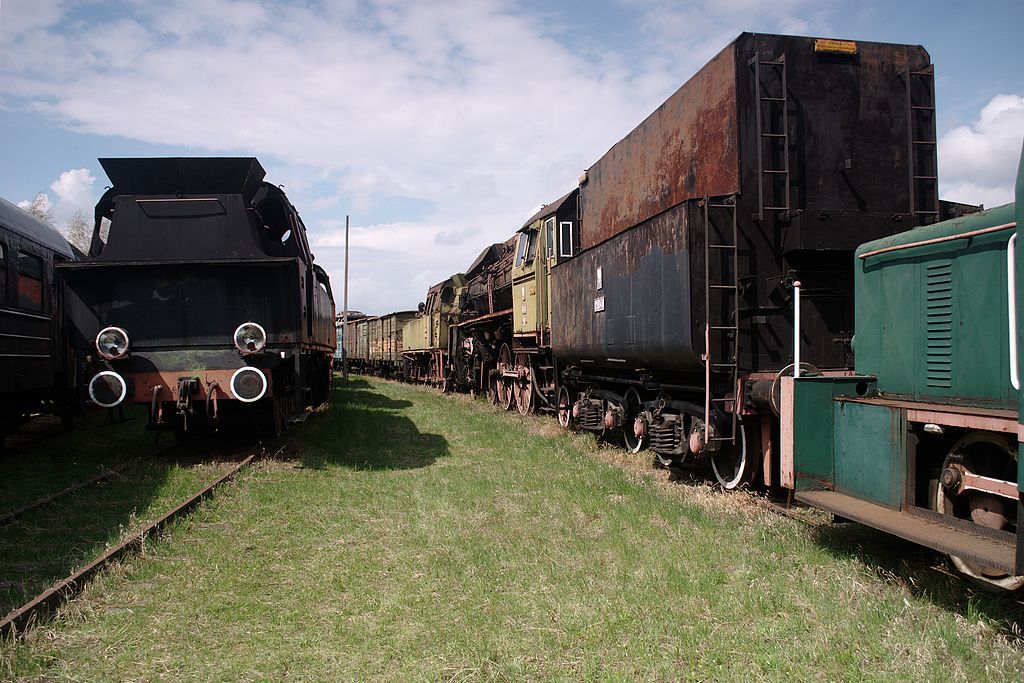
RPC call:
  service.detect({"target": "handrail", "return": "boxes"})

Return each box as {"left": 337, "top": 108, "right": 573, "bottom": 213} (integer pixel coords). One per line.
{"left": 859, "top": 222, "right": 1016, "bottom": 260}
{"left": 793, "top": 281, "right": 802, "bottom": 378}
{"left": 1008, "top": 234, "right": 1019, "bottom": 390}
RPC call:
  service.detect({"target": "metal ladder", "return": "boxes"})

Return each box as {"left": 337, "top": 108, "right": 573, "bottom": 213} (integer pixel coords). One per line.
{"left": 751, "top": 53, "right": 790, "bottom": 220}
{"left": 703, "top": 195, "right": 740, "bottom": 445}
{"left": 905, "top": 65, "right": 939, "bottom": 226}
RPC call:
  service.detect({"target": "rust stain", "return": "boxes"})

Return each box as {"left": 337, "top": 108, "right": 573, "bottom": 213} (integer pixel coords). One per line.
{"left": 581, "top": 43, "right": 739, "bottom": 250}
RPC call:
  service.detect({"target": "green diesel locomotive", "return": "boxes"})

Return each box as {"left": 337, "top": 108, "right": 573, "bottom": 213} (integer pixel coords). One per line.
{"left": 785, "top": 147, "right": 1023, "bottom": 590}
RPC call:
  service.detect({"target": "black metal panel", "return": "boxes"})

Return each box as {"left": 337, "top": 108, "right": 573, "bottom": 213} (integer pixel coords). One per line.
{"left": 98, "top": 158, "right": 265, "bottom": 201}
{"left": 559, "top": 34, "right": 931, "bottom": 379}
{"left": 62, "top": 261, "right": 302, "bottom": 349}
{"left": 552, "top": 203, "right": 700, "bottom": 372}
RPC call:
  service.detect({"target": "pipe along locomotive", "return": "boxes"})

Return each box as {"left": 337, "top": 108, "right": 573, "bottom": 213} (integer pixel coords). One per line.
{"left": 348, "top": 32, "right": 1024, "bottom": 589}
{"left": 60, "top": 157, "right": 336, "bottom": 438}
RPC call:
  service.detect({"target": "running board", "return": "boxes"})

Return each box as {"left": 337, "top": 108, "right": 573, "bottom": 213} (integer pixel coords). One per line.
{"left": 795, "top": 490, "right": 1016, "bottom": 574}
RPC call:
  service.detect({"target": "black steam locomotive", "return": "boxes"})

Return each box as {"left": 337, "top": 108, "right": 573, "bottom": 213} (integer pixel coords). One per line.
{"left": 58, "top": 157, "right": 336, "bottom": 437}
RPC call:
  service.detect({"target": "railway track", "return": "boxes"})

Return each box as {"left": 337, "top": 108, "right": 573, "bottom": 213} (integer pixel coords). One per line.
{"left": 0, "top": 445, "right": 276, "bottom": 638}
{"left": 0, "top": 458, "right": 142, "bottom": 529}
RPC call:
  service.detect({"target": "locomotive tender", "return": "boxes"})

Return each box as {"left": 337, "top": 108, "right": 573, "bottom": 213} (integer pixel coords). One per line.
{"left": 59, "top": 157, "right": 336, "bottom": 437}
{"left": 0, "top": 197, "right": 76, "bottom": 436}
{"left": 553, "top": 33, "right": 939, "bottom": 486}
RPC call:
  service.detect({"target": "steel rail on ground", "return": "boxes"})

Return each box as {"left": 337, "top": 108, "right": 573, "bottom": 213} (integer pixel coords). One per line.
{"left": 0, "top": 446, "right": 275, "bottom": 638}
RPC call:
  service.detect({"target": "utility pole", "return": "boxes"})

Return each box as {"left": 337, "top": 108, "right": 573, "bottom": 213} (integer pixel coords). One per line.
{"left": 342, "top": 214, "right": 350, "bottom": 386}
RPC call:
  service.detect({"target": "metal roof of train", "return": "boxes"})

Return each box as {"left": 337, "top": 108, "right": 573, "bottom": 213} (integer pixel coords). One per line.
{"left": 520, "top": 189, "right": 576, "bottom": 230}
{"left": 465, "top": 242, "right": 507, "bottom": 277}
{"left": 99, "top": 157, "right": 266, "bottom": 199}
{"left": 0, "top": 196, "right": 75, "bottom": 258}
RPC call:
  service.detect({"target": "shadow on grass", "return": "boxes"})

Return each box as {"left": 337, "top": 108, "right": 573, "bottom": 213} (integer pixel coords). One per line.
{"left": 812, "top": 522, "right": 1024, "bottom": 639}
{"left": 0, "top": 408, "right": 252, "bottom": 619}
{"left": 300, "top": 378, "right": 447, "bottom": 471}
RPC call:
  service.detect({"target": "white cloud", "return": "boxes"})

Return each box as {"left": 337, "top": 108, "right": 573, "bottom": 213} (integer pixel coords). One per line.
{"left": 49, "top": 168, "right": 96, "bottom": 208}
{"left": 0, "top": 0, "right": 63, "bottom": 40}
{"left": 938, "top": 94, "right": 1024, "bottom": 206}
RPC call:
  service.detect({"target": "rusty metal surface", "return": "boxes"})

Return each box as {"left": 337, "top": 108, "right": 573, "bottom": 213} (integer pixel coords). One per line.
{"left": 129, "top": 369, "right": 273, "bottom": 403}
{"left": 0, "top": 447, "right": 267, "bottom": 638}
{"left": 579, "top": 43, "right": 738, "bottom": 250}
{"left": 552, "top": 202, "right": 700, "bottom": 371}
{"left": 563, "top": 34, "right": 933, "bottom": 379}
{"left": 796, "top": 489, "right": 1017, "bottom": 574}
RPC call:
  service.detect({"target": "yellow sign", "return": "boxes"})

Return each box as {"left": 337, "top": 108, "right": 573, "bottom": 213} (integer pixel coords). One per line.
{"left": 814, "top": 39, "right": 857, "bottom": 55}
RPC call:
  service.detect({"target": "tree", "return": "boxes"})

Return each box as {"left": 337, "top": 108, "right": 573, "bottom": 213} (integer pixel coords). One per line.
{"left": 23, "top": 193, "right": 55, "bottom": 226}
{"left": 63, "top": 210, "right": 92, "bottom": 253}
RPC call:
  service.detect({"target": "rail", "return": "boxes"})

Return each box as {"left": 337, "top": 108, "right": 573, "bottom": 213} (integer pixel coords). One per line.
{"left": 0, "top": 446, "right": 273, "bottom": 638}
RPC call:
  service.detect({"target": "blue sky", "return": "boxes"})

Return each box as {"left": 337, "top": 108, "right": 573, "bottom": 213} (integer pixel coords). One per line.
{"left": 1, "top": 0, "right": 1022, "bottom": 314}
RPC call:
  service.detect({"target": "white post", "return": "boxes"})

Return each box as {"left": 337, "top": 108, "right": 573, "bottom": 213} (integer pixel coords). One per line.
{"left": 793, "top": 280, "right": 802, "bottom": 379}
{"left": 342, "top": 215, "right": 350, "bottom": 386}
{"left": 1008, "top": 235, "right": 1019, "bottom": 390}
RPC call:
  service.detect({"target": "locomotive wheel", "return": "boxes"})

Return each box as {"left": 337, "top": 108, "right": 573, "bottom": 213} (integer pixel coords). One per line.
{"left": 933, "top": 432, "right": 1024, "bottom": 591}
{"left": 515, "top": 353, "right": 533, "bottom": 416}
{"left": 497, "top": 344, "right": 515, "bottom": 411}
{"left": 557, "top": 386, "right": 572, "bottom": 429}
{"left": 487, "top": 370, "right": 499, "bottom": 406}
{"left": 710, "top": 417, "right": 757, "bottom": 490}
{"left": 622, "top": 388, "right": 647, "bottom": 454}
{"left": 259, "top": 395, "right": 286, "bottom": 439}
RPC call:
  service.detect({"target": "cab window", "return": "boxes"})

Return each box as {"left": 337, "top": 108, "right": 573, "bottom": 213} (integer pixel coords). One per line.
{"left": 514, "top": 232, "right": 532, "bottom": 267}
{"left": 526, "top": 229, "right": 538, "bottom": 262}
{"left": 17, "top": 251, "right": 43, "bottom": 311}
{"left": 559, "top": 221, "right": 574, "bottom": 257}
{"left": 544, "top": 218, "right": 555, "bottom": 259}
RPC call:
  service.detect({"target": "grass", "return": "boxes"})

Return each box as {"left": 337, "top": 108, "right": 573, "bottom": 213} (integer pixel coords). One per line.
{"left": 0, "top": 408, "right": 253, "bottom": 620}
{"left": 3, "top": 376, "right": 1024, "bottom": 680}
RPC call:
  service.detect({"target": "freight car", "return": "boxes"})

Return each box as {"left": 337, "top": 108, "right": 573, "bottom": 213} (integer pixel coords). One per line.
{"left": 346, "top": 311, "right": 417, "bottom": 377}
{"left": 334, "top": 311, "right": 365, "bottom": 370}
{"left": 552, "top": 33, "right": 939, "bottom": 487}
{"left": 58, "top": 157, "right": 336, "bottom": 438}
{"left": 344, "top": 316, "right": 371, "bottom": 373}
{"left": 784, "top": 146, "right": 1024, "bottom": 590}
{"left": 0, "top": 197, "right": 76, "bottom": 438}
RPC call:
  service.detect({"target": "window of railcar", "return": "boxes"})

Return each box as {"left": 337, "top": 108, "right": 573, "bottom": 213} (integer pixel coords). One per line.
{"left": 526, "top": 229, "right": 538, "bottom": 263}
{"left": 17, "top": 251, "right": 43, "bottom": 311}
{"left": 559, "top": 221, "right": 574, "bottom": 257}
{"left": 514, "top": 232, "right": 531, "bottom": 268}
{"left": 544, "top": 218, "right": 555, "bottom": 259}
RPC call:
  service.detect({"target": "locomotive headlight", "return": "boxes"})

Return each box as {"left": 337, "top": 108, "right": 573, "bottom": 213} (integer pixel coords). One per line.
{"left": 89, "top": 371, "right": 127, "bottom": 408}
{"left": 233, "top": 322, "right": 267, "bottom": 354}
{"left": 95, "top": 326, "right": 130, "bottom": 360}
{"left": 230, "top": 366, "right": 268, "bottom": 403}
